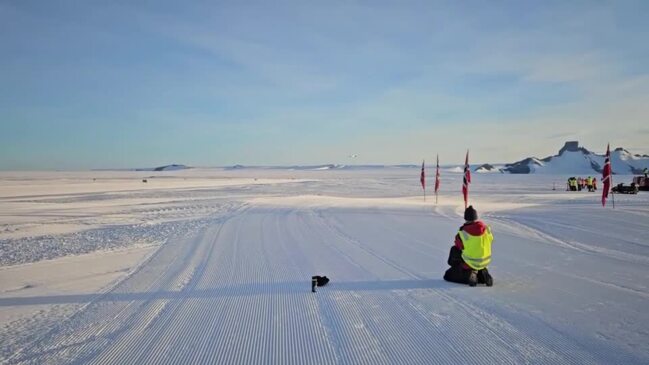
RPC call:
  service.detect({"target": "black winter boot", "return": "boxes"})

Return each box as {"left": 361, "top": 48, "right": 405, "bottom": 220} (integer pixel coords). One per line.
{"left": 468, "top": 270, "right": 478, "bottom": 287}
{"left": 481, "top": 269, "right": 493, "bottom": 287}
{"left": 477, "top": 270, "right": 485, "bottom": 284}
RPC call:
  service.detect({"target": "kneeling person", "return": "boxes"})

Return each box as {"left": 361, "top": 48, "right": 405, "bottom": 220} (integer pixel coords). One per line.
{"left": 444, "top": 206, "right": 494, "bottom": 287}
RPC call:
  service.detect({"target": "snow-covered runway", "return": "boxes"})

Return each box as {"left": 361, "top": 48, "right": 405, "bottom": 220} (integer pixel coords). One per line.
{"left": 1, "top": 169, "right": 648, "bottom": 364}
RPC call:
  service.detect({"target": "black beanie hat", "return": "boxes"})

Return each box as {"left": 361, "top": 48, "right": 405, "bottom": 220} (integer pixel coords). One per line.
{"left": 464, "top": 205, "right": 478, "bottom": 222}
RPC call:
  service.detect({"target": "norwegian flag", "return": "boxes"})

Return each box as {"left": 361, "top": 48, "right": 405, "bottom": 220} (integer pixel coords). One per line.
{"left": 602, "top": 143, "right": 612, "bottom": 207}
{"left": 434, "top": 154, "right": 440, "bottom": 194}
{"left": 420, "top": 160, "right": 426, "bottom": 190}
{"left": 462, "top": 150, "right": 471, "bottom": 209}
{"left": 420, "top": 160, "right": 426, "bottom": 201}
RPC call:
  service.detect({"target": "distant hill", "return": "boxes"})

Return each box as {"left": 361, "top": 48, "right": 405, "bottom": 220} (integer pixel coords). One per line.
{"left": 135, "top": 164, "right": 191, "bottom": 172}
{"left": 501, "top": 142, "right": 649, "bottom": 174}
{"left": 223, "top": 164, "right": 418, "bottom": 171}
{"left": 155, "top": 164, "right": 191, "bottom": 171}
{"left": 475, "top": 164, "right": 499, "bottom": 173}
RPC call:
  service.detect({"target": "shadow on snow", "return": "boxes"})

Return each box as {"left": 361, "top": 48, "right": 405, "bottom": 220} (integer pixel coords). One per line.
{"left": 0, "top": 278, "right": 458, "bottom": 306}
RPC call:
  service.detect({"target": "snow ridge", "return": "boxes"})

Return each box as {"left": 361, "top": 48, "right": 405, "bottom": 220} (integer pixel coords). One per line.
{"left": 502, "top": 141, "right": 649, "bottom": 174}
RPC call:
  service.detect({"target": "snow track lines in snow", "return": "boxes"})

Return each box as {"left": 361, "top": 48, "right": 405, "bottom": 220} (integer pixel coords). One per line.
{"left": 3, "top": 205, "right": 649, "bottom": 364}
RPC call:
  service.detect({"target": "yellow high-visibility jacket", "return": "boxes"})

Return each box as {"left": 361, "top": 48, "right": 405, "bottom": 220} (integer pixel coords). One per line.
{"left": 456, "top": 221, "right": 493, "bottom": 270}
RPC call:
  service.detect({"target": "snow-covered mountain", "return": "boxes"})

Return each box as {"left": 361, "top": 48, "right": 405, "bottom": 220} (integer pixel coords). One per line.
{"left": 475, "top": 164, "right": 500, "bottom": 173}
{"left": 155, "top": 164, "right": 191, "bottom": 171}
{"left": 501, "top": 141, "right": 649, "bottom": 174}
{"left": 134, "top": 164, "right": 191, "bottom": 172}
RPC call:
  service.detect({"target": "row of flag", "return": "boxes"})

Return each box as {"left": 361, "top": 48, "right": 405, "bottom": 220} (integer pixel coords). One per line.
{"left": 420, "top": 145, "right": 613, "bottom": 208}
{"left": 420, "top": 155, "right": 441, "bottom": 203}
{"left": 420, "top": 151, "right": 471, "bottom": 207}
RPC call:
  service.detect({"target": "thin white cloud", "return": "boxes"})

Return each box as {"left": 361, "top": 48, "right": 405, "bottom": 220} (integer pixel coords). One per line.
{"left": 2, "top": 1, "right": 648, "bottom": 168}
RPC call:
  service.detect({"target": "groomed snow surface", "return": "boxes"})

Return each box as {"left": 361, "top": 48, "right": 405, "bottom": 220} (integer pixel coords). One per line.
{"left": 1, "top": 168, "right": 648, "bottom": 364}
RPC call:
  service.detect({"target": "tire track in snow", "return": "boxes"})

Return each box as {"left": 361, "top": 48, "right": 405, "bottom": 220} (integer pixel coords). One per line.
{"left": 6, "top": 203, "right": 638, "bottom": 364}
{"left": 289, "top": 211, "right": 391, "bottom": 364}
{"left": 311, "top": 209, "right": 601, "bottom": 364}
{"left": 89, "top": 222, "right": 225, "bottom": 365}
{"left": 488, "top": 214, "right": 649, "bottom": 265}
{"left": 313, "top": 210, "right": 522, "bottom": 363}
{"left": 57, "top": 224, "right": 218, "bottom": 364}
{"left": 267, "top": 210, "right": 342, "bottom": 364}
{"left": 5, "top": 227, "right": 198, "bottom": 364}
{"left": 304, "top": 209, "right": 496, "bottom": 363}
{"left": 115, "top": 208, "right": 339, "bottom": 365}
{"left": 261, "top": 210, "right": 339, "bottom": 365}
{"left": 487, "top": 215, "right": 649, "bottom": 300}
{"left": 159, "top": 213, "right": 255, "bottom": 364}
{"left": 94, "top": 209, "right": 253, "bottom": 364}
{"left": 5, "top": 206, "right": 247, "bottom": 365}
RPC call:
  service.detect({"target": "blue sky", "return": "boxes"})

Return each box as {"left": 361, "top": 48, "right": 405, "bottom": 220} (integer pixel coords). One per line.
{"left": 1, "top": 1, "right": 648, "bottom": 169}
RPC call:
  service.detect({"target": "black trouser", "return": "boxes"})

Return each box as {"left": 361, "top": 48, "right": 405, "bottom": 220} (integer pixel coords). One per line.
{"left": 444, "top": 263, "right": 473, "bottom": 284}
{"left": 443, "top": 246, "right": 489, "bottom": 285}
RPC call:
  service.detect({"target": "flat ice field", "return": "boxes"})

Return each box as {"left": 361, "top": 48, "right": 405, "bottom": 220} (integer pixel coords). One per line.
{"left": 1, "top": 168, "right": 648, "bottom": 364}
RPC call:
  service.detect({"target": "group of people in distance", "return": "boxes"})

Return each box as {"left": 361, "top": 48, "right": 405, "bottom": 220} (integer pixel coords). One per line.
{"left": 567, "top": 176, "right": 597, "bottom": 192}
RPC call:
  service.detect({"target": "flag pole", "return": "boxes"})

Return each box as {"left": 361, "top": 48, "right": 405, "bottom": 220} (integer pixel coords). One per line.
{"left": 420, "top": 160, "right": 426, "bottom": 202}
{"left": 602, "top": 143, "right": 614, "bottom": 209}
{"left": 463, "top": 150, "right": 470, "bottom": 209}
{"left": 435, "top": 154, "right": 439, "bottom": 205}
{"left": 611, "top": 172, "right": 615, "bottom": 209}
{"left": 610, "top": 144, "right": 615, "bottom": 209}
